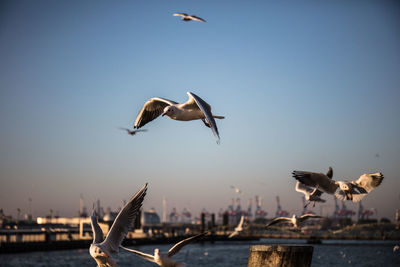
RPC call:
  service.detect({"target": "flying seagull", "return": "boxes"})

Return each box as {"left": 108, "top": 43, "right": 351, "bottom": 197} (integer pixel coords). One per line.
{"left": 89, "top": 183, "right": 147, "bottom": 267}
{"left": 120, "top": 232, "right": 209, "bottom": 267}
{"left": 266, "top": 214, "right": 322, "bottom": 229}
{"left": 230, "top": 185, "right": 242, "bottom": 195}
{"left": 229, "top": 215, "right": 245, "bottom": 238}
{"left": 119, "top": 127, "right": 148, "bottom": 136}
{"left": 133, "top": 92, "right": 224, "bottom": 143}
{"left": 173, "top": 13, "right": 206, "bottom": 22}
{"left": 292, "top": 170, "right": 384, "bottom": 202}
{"left": 293, "top": 167, "right": 332, "bottom": 207}
{"left": 295, "top": 181, "right": 326, "bottom": 208}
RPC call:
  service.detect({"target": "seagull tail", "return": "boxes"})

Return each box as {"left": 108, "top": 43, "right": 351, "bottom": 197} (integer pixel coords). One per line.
{"left": 213, "top": 115, "right": 225, "bottom": 119}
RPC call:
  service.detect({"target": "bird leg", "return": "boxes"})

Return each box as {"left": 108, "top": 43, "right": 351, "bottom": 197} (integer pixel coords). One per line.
{"left": 202, "top": 118, "right": 211, "bottom": 128}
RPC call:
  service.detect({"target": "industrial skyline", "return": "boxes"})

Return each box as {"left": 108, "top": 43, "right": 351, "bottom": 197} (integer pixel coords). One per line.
{"left": 1, "top": 1, "right": 399, "bottom": 221}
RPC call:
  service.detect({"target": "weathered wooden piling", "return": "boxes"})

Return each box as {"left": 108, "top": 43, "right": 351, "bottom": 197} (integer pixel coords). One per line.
{"left": 247, "top": 245, "right": 313, "bottom": 267}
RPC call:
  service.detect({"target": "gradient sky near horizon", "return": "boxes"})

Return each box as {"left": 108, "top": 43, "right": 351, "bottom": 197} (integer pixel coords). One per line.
{"left": 1, "top": 0, "right": 399, "bottom": 220}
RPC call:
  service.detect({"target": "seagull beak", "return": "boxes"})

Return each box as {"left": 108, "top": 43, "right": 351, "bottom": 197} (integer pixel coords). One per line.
{"left": 161, "top": 111, "right": 167, "bottom": 117}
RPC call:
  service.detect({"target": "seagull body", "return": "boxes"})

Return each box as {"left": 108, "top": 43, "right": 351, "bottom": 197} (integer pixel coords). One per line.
{"left": 119, "top": 127, "right": 147, "bottom": 136}
{"left": 173, "top": 13, "right": 206, "bottom": 22}
{"left": 89, "top": 184, "right": 148, "bottom": 267}
{"left": 121, "top": 232, "right": 208, "bottom": 267}
{"left": 134, "top": 92, "right": 224, "bottom": 143}
{"left": 229, "top": 215, "right": 245, "bottom": 238}
{"left": 292, "top": 169, "right": 384, "bottom": 202}
{"left": 294, "top": 167, "right": 332, "bottom": 207}
{"left": 266, "top": 214, "right": 322, "bottom": 229}
{"left": 230, "top": 185, "right": 242, "bottom": 195}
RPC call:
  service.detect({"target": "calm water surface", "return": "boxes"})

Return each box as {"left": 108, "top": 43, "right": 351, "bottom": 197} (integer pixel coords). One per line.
{"left": 1, "top": 239, "right": 399, "bottom": 266}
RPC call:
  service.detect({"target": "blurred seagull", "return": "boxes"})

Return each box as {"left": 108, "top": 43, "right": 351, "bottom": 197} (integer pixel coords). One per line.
{"left": 230, "top": 185, "right": 242, "bottom": 195}
{"left": 118, "top": 127, "right": 147, "bottom": 136}
{"left": 229, "top": 215, "right": 245, "bottom": 238}
{"left": 266, "top": 214, "right": 322, "bottom": 229}
{"left": 173, "top": 13, "right": 206, "bottom": 22}
{"left": 89, "top": 183, "right": 147, "bottom": 267}
{"left": 292, "top": 170, "right": 384, "bottom": 202}
{"left": 121, "top": 232, "right": 209, "bottom": 267}
{"left": 133, "top": 92, "right": 224, "bottom": 143}
{"left": 293, "top": 167, "right": 332, "bottom": 208}
{"left": 295, "top": 181, "right": 326, "bottom": 208}
{"left": 394, "top": 245, "right": 399, "bottom": 253}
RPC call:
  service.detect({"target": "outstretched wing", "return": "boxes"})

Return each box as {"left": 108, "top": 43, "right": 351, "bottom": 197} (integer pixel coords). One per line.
{"left": 167, "top": 232, "right": 209, "bottom": 257}
{"left": 352, "top": 173, "right": 384, "bottom": 194}
{"left": 266, "top": 217, "right": 291, "bottom": 228}
{"left": 90, "top": 210, "right": 104, "bottom": 244}
{"left": 292, "top": 170, "right": 338, "bottom": 194}
{"left": 101, "top": 183, "right": 148, "bottom": 253}
{"left": 120, "top": 246, "right": 155, "bottom": 262}
{"left": 134, "top": 98, "right": 178, "bottom": 129}
{"left": 326, "top": 167, "right": 333, "bottom": 179}
{"left": 189, "top": 15, "right": 206, "bottom": 22}
{"left": 228, "top": 231, "right": 238, "bottom": 238}
{"left": 295, "top": 181, "right": 314, "bottom": 195}
{"left": 173, "top": 13, "right": 188, "bottom": 17}
{"left": 186, "top": 92, "right": 220, "bottom": 143}
{"left": 299, "top": 214, "right": 322, "bottom": 223}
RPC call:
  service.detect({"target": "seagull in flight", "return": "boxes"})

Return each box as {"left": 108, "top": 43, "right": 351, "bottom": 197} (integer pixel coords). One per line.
{"left": 230, "top": 185, "right": 242, "bottom": 195}
{"left": 89, "top": 183, "right": 147, "bottom": 267}
{"left": 229, "top": 215, "right": 245, "bottom": 238}
{"left": 293, "top": 170, "right": 384, "bottom": 202}
{"left": 294, "top": 167, "right": 332, "bottom": 207}
{"left": 118, "top": 127, "right": 148, "bottom": 136}
{"left": 120, "top": 232, "right": 209, "bottom": 267}
{"left": 266, "top": 214, "right": 322, "bottom": 229}
{"left": 173, "top": 13, "right": 206, "bottom": 22}
{"left": 133, "top": 92, "right": 224, "bottom": 143}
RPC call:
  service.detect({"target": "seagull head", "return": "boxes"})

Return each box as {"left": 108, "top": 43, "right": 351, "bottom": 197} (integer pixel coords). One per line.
{"left": 162, "top": 106, "right": 176, "bottom": 117}
{"left": 90, "top": 244, "right": 109, "bottom": 261}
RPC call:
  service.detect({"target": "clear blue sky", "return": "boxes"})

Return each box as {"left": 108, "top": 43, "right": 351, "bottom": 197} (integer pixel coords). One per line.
{"left": 1, "top": 0, "right": 399, "bottom": 220}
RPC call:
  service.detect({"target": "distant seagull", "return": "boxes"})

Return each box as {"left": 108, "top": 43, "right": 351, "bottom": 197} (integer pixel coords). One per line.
{"left": 119, "top": 127, "right": 148, "bottom": 136}
{"left": 295, "top": 181, "right": 326, "bottom": 208}
{"left": 294, "top": 167, "right": 332, "bottom": 207}
{"left": 266, "top": 214, "right": 322, "bottom": 229}
{"left": 230, "top": 185, "right": 242, "bottom": 195}
{"left": 229, "top": 215, "right": 245, "bottom": 238}
{"left": 120, "top": 232, "right": 209, "bottom": 267}
{"left": 133, "top": 92, "right": 224, "bottom": 143}
{"left": 89, "top": 184, "right": 147, "bottom": 267}
{"left": 394, "top": 245, "right": 399, "bottom": 253}
{"left": 292, "top": 169, "right": 384, "bottom": 202}
{"left": 173, "top": 13, "right": 206, "bottom": 22}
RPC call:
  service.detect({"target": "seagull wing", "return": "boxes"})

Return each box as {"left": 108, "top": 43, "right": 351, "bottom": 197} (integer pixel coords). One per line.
{"left": 299, "top": 214, "right": 322, "bottom": 223}
{"left": 173, "top": 13, "right": 188, "bottom": 17}
{"left": 189, "top": 15, "right": 206, "bottom": 22}
{"left": 167, "top": 232, "right": 209, "bottom": 257}
{"left": 186, "top": 92, "right": 220, "bottom": 143}
{"left": 134, "top": 98, "right": 178, "bottom": 129}
{"left": 100, "top": 183, "right": 147, "bottom": 253}
{"left": 295, "top": 181, "right": 314, "bottom": 195}
{"left": 90, "top": 211, "right": 104, "bottom": 244}
{"left": 237, "top": 215, "right": 245, "bottom": 229}
{"left": 228, "top": 231, "right": 238, "bottom": 238}
{"left": 292, "top": 170, "right": 338, "bottom": 194}
{"left": 352, "top": 173, "right": 384, "bottom": 194}
{"left": 266, "top": 217, "right": 291, "bottom": 228}
{"left": 120, "top": 246, "right": 155, "bottom": 262}
{"left": 326, "top": 167, "right": 333, "bottom": 179}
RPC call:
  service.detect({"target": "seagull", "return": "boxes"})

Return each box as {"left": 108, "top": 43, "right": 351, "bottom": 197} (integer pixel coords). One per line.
{"left": 295, "top": 181, "right": 326, "bottom": 208}
{"left": 133, "top": 92, "right": 224, "bottom": 143}
{"left": 89, "top": 183, "right": 147, "bottom": 267}
{"left": 266, "top": 214, "right": 322, "bottom": 229}
{"left": 230, "top": 185, "right": 242, "bottom": 195}
{"left": 292, "top": 170, "right": 384, "bottom": 202}
{"left": 394, "top": 245, "right": 399, "bottom": 253}
{"left": 120, "top": 232, "right": 209, "bottom": 267}
{"left": 173, "top": 13, "right": 206, "bottom": 22}
{"left": 118, "top": 127, "right": 148, "bottom": 136}
{"left": 229, "top": 215, "right": 245, "bottom": 238}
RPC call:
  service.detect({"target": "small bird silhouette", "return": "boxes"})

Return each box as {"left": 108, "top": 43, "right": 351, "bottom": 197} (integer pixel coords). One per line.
{"left": 173, "top": 13, "right": 206, "bottom": 22}
{"left": 119, "top": 127, "right": 147, "bottom": 136}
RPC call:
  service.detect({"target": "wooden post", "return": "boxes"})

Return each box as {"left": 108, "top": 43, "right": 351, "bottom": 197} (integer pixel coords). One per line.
{"left": 247, "top": 245, "right": 313, "bottom": 267}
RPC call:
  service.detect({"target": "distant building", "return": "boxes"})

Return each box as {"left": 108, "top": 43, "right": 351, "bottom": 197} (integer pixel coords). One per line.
{"left": 142, "top": 208, "right": 161, "bottom": 225}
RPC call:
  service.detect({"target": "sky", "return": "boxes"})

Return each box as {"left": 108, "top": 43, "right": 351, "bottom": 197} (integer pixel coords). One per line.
{"left": 1, "top": 0, "right": 399, "bottom": 220}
